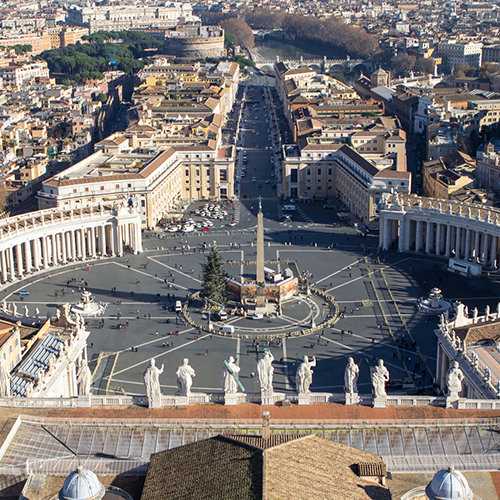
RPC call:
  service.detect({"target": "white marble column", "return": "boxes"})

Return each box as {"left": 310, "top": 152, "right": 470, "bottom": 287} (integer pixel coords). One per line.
{"left": 490, "top": 235, "right": 498, "bottom": 268}
{"left": 42, "top": 236, "right": 48, "bottom": 269}
{"left": 91, "top": 227, "right": 97, "bottom": 258}
{"left": 70, "top": 230, "right": 76, "bottom": 261}
{"left": 8, "top": 247, "right": 14, "bottom": 279}
{"left": 24, "top": 240, "right": 32, "bottom": 273}
{"left": 455, "top": 227, "right": 461, "bottom": 259}
{"left": 445, "top": 224, "right": 451, "bottom": 257}
{"left": 61, "top": 232, "right": 67, "bottom": 264}
{"left": 465, "top": 228, "right": 471, "bottom": 262}
{"left": 1, "top": 251, "right": 6, "bottom": 282}
{"left": 117, "top": 225, "right": 123, "bottom": 257}
{"left": 100, "top": 225, "right": 107, "bottom": 255}
{"left": 33, "top": 238, "right": 40, "bottom": 270}
{"left": 135, "top": 222, "right": 142, "bottom": 253}
{"left": 425, "top": 222, "right": 433, "bottom": 254}
{"left": 416, "top": 220, "right": 423, "bottom": 251}
{"left": 474, "top": 231, "right": 480, "bottom": 263}
{"left": 52, "top": 234, "right": 58, "bottom": 264}
{"left": 111, "top": 224, "right": 117, "bottom": 256}
{"left": 81, "top": 228, "right": 87, "bottom": 259}
{"left": 398, "top": 219, "right": 405, "bottom": 253}
{"left": 435, "top": 223, "right": 442, "bottom": 255}
{"left": 383, "top": 218, "right": 390, "bottom": 250}
{"left": 15, "top": 244, "right": 23, "bottom": 277}
{"left": 76, "top": 230, "right": 82, "bottom": 259}
{"left": 481, "top": 232, "right": 488, "bottom": 265}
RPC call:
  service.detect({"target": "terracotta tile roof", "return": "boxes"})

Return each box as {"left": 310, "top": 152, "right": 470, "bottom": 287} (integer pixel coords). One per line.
{"left": 374, "top": 170, "right": 411, "bottom": 178}
{"left": 140, "top": 434, "right": 390, "bottom": 500}
{"left": 455, "top": 319, "right": 500, "bottom": 345}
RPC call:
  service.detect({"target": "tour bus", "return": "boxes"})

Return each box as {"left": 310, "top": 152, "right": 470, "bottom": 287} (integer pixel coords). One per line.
{"left": 175, "top": 300, "right": 182, "bottom": 313}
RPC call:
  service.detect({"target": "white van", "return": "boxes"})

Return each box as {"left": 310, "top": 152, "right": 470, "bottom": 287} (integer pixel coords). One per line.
{"left": 283, "top": 205, "right": 296, "bottom": 212}
{"left": 221, "top": 325, "right": 234, "bottom": 334}
{"left": 175, "top": 300, "right": 182, "bottom": 313}
{"left": 218, "top": 310, "right": 227, "bottom": 321}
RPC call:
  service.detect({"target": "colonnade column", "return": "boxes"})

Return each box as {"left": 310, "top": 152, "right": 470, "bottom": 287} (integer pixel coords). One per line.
{"left": 445, "top": 224, "right": 451, "bottom": 257}
{"left": 8, "top": 247, "right": 14, "bottom": 279}
{"left": 52, "top": 234, "right": 57, "bottom": 264}
{"left": 91, "top": 228, "right": 97, "bottom": 258}
{"left": 135, "top": 222, "right": 142, "bottom": 253}
{"left": 383, "top": 218, "right": 390, "bottom": 250}
{"left": 416, "top": 221, "right": 423, "bottom": 251}
{"left": 33, "top": 238, "right": 40, "bottom": 270}
{"left": 481, "top": 232, "right": 488, "bottom": 265}
{"left": 24, "top": 240, "right": 32, "bottom": 273}
{"left": 76, "top": 230, "right": 82, "bottom": 259}
{"left": 425, "top": 222, "right": 433, "bottom": 254}
{"left": 474, "top": 231, "right": 480, "bottom": 263}
{"left": 435, "top": 224, "right": 442, "bottom": 255}
{"left": 15, "top": 243, "right": 23, "bottom": 278}
{"left": 490, "top": 235, "right": 498, "bottom": 268}
{"left": 61, "top": 231, "right": 67, "bottom": 264}
{"left": 465, "top": 228, "right": 471, "bottom": 262}
{"left": 1, "top": 251, "right": 6, "bottom": 282}
{"left": 117, "top": 225, "right": 123, "bottom": 257}
{"left": 398, "top": 219, "right": 405, "bottom": 253}
{"left": 42, "top": 236, "right": 48, "bottom": 269}
{"left": 100, "top": 225, "right": 107, "bottom": 256}
{"left": 81, "top": 229, "right": 87, "bottom": 259}
{"left": 70, "top": 230, "right": 76, "bottom": 261}
{"left": 455, "top": 227, "right": 461, "bottom": 259}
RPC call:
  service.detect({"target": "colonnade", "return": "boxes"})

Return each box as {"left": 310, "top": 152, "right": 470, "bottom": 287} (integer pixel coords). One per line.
{"left": 379, "top": 195, "right": 500, "bottom": 269}
{"left": 0, "top": 203, "right": 143, "bottom": 283}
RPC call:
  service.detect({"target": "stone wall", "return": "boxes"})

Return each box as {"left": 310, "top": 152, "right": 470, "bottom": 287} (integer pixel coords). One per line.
{"left": 164, "top": 36, "right": 225, "bottom": 59}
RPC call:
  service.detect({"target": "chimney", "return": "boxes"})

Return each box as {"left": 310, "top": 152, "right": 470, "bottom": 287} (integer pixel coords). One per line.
{"left": 262, "top": 411, "right": 270, "bottom": 440}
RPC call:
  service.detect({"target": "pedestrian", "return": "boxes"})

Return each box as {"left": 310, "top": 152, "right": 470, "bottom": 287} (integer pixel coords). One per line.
{"left": 205, "top": 349, "right": 209, "bottom": 356}
{"left": 156, "top": 331, "right": 159, "bottom": 335}
{"left": 149, "top": 313, "right": 151, "bottom": 319}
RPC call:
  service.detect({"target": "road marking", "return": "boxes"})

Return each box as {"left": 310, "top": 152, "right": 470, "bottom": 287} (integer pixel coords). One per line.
{"left": 237, "top": 337, "right": 241, "bottom": 362}
{"left": 316, "top": 260, "right": 361, "bottom": 284}
{"left": 276, "top": 250, "right": 280, "bottom": 272}
{"left": 110, "top": 332, "right": 209, "bottom": 377}
{"left": 147, "top": 257, "right": 202, "bottom": 284}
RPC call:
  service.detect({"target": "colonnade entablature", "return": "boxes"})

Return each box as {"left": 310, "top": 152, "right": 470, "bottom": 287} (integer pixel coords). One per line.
{"left": 378, "top": 193, "right": 500, "bottom": 269}
{"left": 0, "top": 201, "right": 143, "bottom": 284}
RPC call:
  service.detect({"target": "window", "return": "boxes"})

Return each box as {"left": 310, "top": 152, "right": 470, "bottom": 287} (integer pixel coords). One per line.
{"left": 196, "top": 169, "right": 200, "bottom": 176}
{"left": 16, "top": 354, "right": 19, "bottom": 363}
{"left": 116, "top": 184, "right": 119, "bottom": 189}
{"left": 328, "top": 168, "right": 332, "bottom": 175}
{"left": 14, "top": 338, "right": 18, "bottom": 347}
{"left": 291, "top": 169, "right": 298, "bottom": 183}
{"left": 185, "top": 169, "right": 189, "bottom": 176}
{"left": 100, "top": 186, "right": 105, "bottom": 191}
{"left": 9, "top": 345, "right": 12, "bottom": 354}
{"left": 85, "top": 187, "right": 89, "bottom": 192}
{"left": 220, "top": 170, "right": 227, "bottom": 182}
{"left": 73, "top": 189, "right": 77, "bottom": 193}
{"left": 206, "top": 169, "right": 210, "bottom": 177}
{"left": 317, "top": 168, "right": 322, "bottom": 176}
{"left": 306, "top": 169, "right": 311, "bottom": 176}
{"left": 128, "top": 184, "right": 132, "bottom": 188}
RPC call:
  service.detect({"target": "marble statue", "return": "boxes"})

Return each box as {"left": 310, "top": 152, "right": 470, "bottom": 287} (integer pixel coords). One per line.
{"left": 143, "top": 358, "right": 164, "bottom": 405}
{"left": 1, "top": 299, "right": 6, "bottom": 312}
{"left": 446, "top": 360, "right": 464, "bottom": 399}
{"left": 296, "top": 355, "right": 316, "bottom": 394}
{"left": 485, "top": 367, "right": 491, "bottom": 384}
{"left": 256, "top": 350, "right": 274, "bottom": 393}
{"left": 222, "top": 356, "right": 241, "bottom": 394}
{"left": 176, "top": 358, "right": 195, "bottom": 397}
{"left": 12, "top": 303, "right": 16, "bottom": 317}
{"left": 76, "top": 359, "right": 92, "bottom": 396}
{"left": 344, "top": 357, "right": 359, "bottom": 394}
{"left": 0, "top": 359, "right": 11, "bottom": 397}
{"left": 485, "top": 305, "right": 490, "bottom": 320}
{"left": 473, "top": 308, "right": 478, "bottom": 322}
{"left": 23, "top": 305, "right": 28, "bottom": 317}
{"left": 25, "top": 381, "right": 33, "bottom": 398}
{"left": 497, "top": 302, "right": 500, "bottom": 318}
{"left": 370, "top": 359, "right": 390, "bottom": 398}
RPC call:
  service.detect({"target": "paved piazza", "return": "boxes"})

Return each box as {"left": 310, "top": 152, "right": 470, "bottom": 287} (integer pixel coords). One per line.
{"left": 3, "top": 197, "right": 500, "bottom": 399}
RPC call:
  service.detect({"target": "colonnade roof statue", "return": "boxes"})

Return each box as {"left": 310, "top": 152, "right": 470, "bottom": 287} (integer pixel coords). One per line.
{"left": 256, "top": 349, "right": 274, "bottom": 393}
{"left": 296, "top": 355, "right": 316, "bottom": 394}
{"left": 371, "top": 359, "right": 390, "bottom": 398}
{"left": 176, "top": 358, "right": 195, "bottom": 397}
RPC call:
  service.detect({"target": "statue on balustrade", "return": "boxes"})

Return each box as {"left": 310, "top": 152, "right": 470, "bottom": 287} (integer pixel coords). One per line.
{"left": 176, "top": 358, "right": 195, "bottom": 397}
{"left": 77, "top": 359, "right": 92, "bottom": 396}
{"left": 143, "top": 358, "right": 164, "bottom": 406}
{"left": 296, "top": 355, "right": 316, "bottom": 394}
{"left": 446, "top": 360, "right": 464, "bottom": 399}
{"left": 222, "top": 356, "right": 241, "bottom": 394}
{"left": 344, "top": 357, "right": 359, "bottom": 394}
{"left": 256, "top": 349, "right": 274, "bottom": 394}
{"left": 0, "top": 359, "right": 11, "bottom": 398}
{"left": 371, "top": 359, "right": 390, "bottom": 398}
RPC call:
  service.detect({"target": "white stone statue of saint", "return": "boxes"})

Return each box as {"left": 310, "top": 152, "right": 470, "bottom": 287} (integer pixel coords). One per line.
{"left": 77, "top": 359, "right": 92, "bottom": 396}
{"left": 296, "top": 355, "right": 316, "bottom": 394}
{"left": 485, "top": 305, "right": 490, "bottom": 320}
{"left": 446, "top": 360, "right": 464, "bottom": 399}
{"left": 12, "top": 303, "right": 17, "bottom": 317}
{"left": 256, "top": 350, "right": 274, "bottom": 394}
{"left": 473, "top": 308, "right": 478, "bottom": 322}
{"left": 222, "top": 356, "right": 241, "bottom": 394}
{"left": 344, "top": 357, "right": 359, "bottom": 394}
{"left": 370, "top": 359, "right": 390, "bottom": 398}
{"left": 0, "top": 359, "right": 11, "bottom": 398}
{"left": 143, "top": 358, "right": 164, "bottom": 406}
{"left": 23, "top": 305, "right": 28, "bottom": 317}
{"left": 1, "top": 299, "right": 6, "bottom": 312}
{"left": 176, "top": 358, "right": 195, "bottom": 397}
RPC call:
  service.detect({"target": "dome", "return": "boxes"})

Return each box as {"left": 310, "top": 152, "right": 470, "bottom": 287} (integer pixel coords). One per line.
{"left": 59, "top": 467, "right": 105, "bottom": 500}
{"left": 425, "top": 467, "right": 473, "bottom": 500}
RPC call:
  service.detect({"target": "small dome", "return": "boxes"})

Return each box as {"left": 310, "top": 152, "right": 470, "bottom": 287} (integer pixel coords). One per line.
{"left": 59, "top": 467, "right": 105, "bottom": 500}
{"left": 426, "top": 466, "right": 472, "bottom": 500}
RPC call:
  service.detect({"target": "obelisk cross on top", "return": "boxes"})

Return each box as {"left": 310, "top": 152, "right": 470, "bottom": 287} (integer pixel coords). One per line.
{"left": 256, "top": 195, "right": 265, "bottom": 285}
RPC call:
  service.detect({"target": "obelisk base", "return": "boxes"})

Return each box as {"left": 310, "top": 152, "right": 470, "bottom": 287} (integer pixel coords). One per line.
{"left": 255, "top": 285, "right": 267, "bottom": 315}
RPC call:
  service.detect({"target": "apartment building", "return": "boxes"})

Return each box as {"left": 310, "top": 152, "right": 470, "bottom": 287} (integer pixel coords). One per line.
{"left": 437, "top": 42, "right": 483, "bottom": 71}
{"left": 282, "top": 141, "right": 410, "bottom": 225}
{"left": 0, "top": 321, "right": 22, "bottom": 372}
{"left": 476, "top": 142, "right": 500, "bottom": 191}
{"left": 37, "top": 134, "right": 235, "bottom": 228}
{"left": 0, "top": 62, "right": 50, "bottom": 88}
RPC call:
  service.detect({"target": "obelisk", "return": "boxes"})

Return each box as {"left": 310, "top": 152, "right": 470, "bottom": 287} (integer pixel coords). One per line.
{"left": 255, "top": 196, "right": 266, "bottom": 314}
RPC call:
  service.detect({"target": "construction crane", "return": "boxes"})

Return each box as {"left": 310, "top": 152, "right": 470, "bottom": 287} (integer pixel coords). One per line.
{"left": 108, "top": 21, "right": 119, "bottom": 71}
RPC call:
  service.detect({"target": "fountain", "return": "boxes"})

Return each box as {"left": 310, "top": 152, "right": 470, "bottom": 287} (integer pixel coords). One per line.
{"left": 417, "top": 287, "right": 452, "bottom": 315}
{"left": 71, "top": 290, "right": 106, "bottom": 317}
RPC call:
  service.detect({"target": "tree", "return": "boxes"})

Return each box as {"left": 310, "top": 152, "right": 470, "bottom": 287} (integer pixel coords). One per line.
{"left": 0, "top": 182, "right": 8, "bottom": 214}
{"left": 97, "top": 92, "right": 107, "bottom": 103}
{"left": 453, "top": 62, "right": 474, "bottom": 79}
{"left": 391, "top": 53, "right": 416, "bottom": 74}
{"left": 479, "top": 62, "right": 496, "bottom": 78}
{"left": 202, "top": 245, "right": 228, "bottom": 306}
{"left": 220, "top": 18, "right": 254, "bottom": 49}
{"left": 458, "top": 139, "right": 468, "bottom": 154}
{"left": 415, "top": 57, "right": 435, "bottom": 74}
